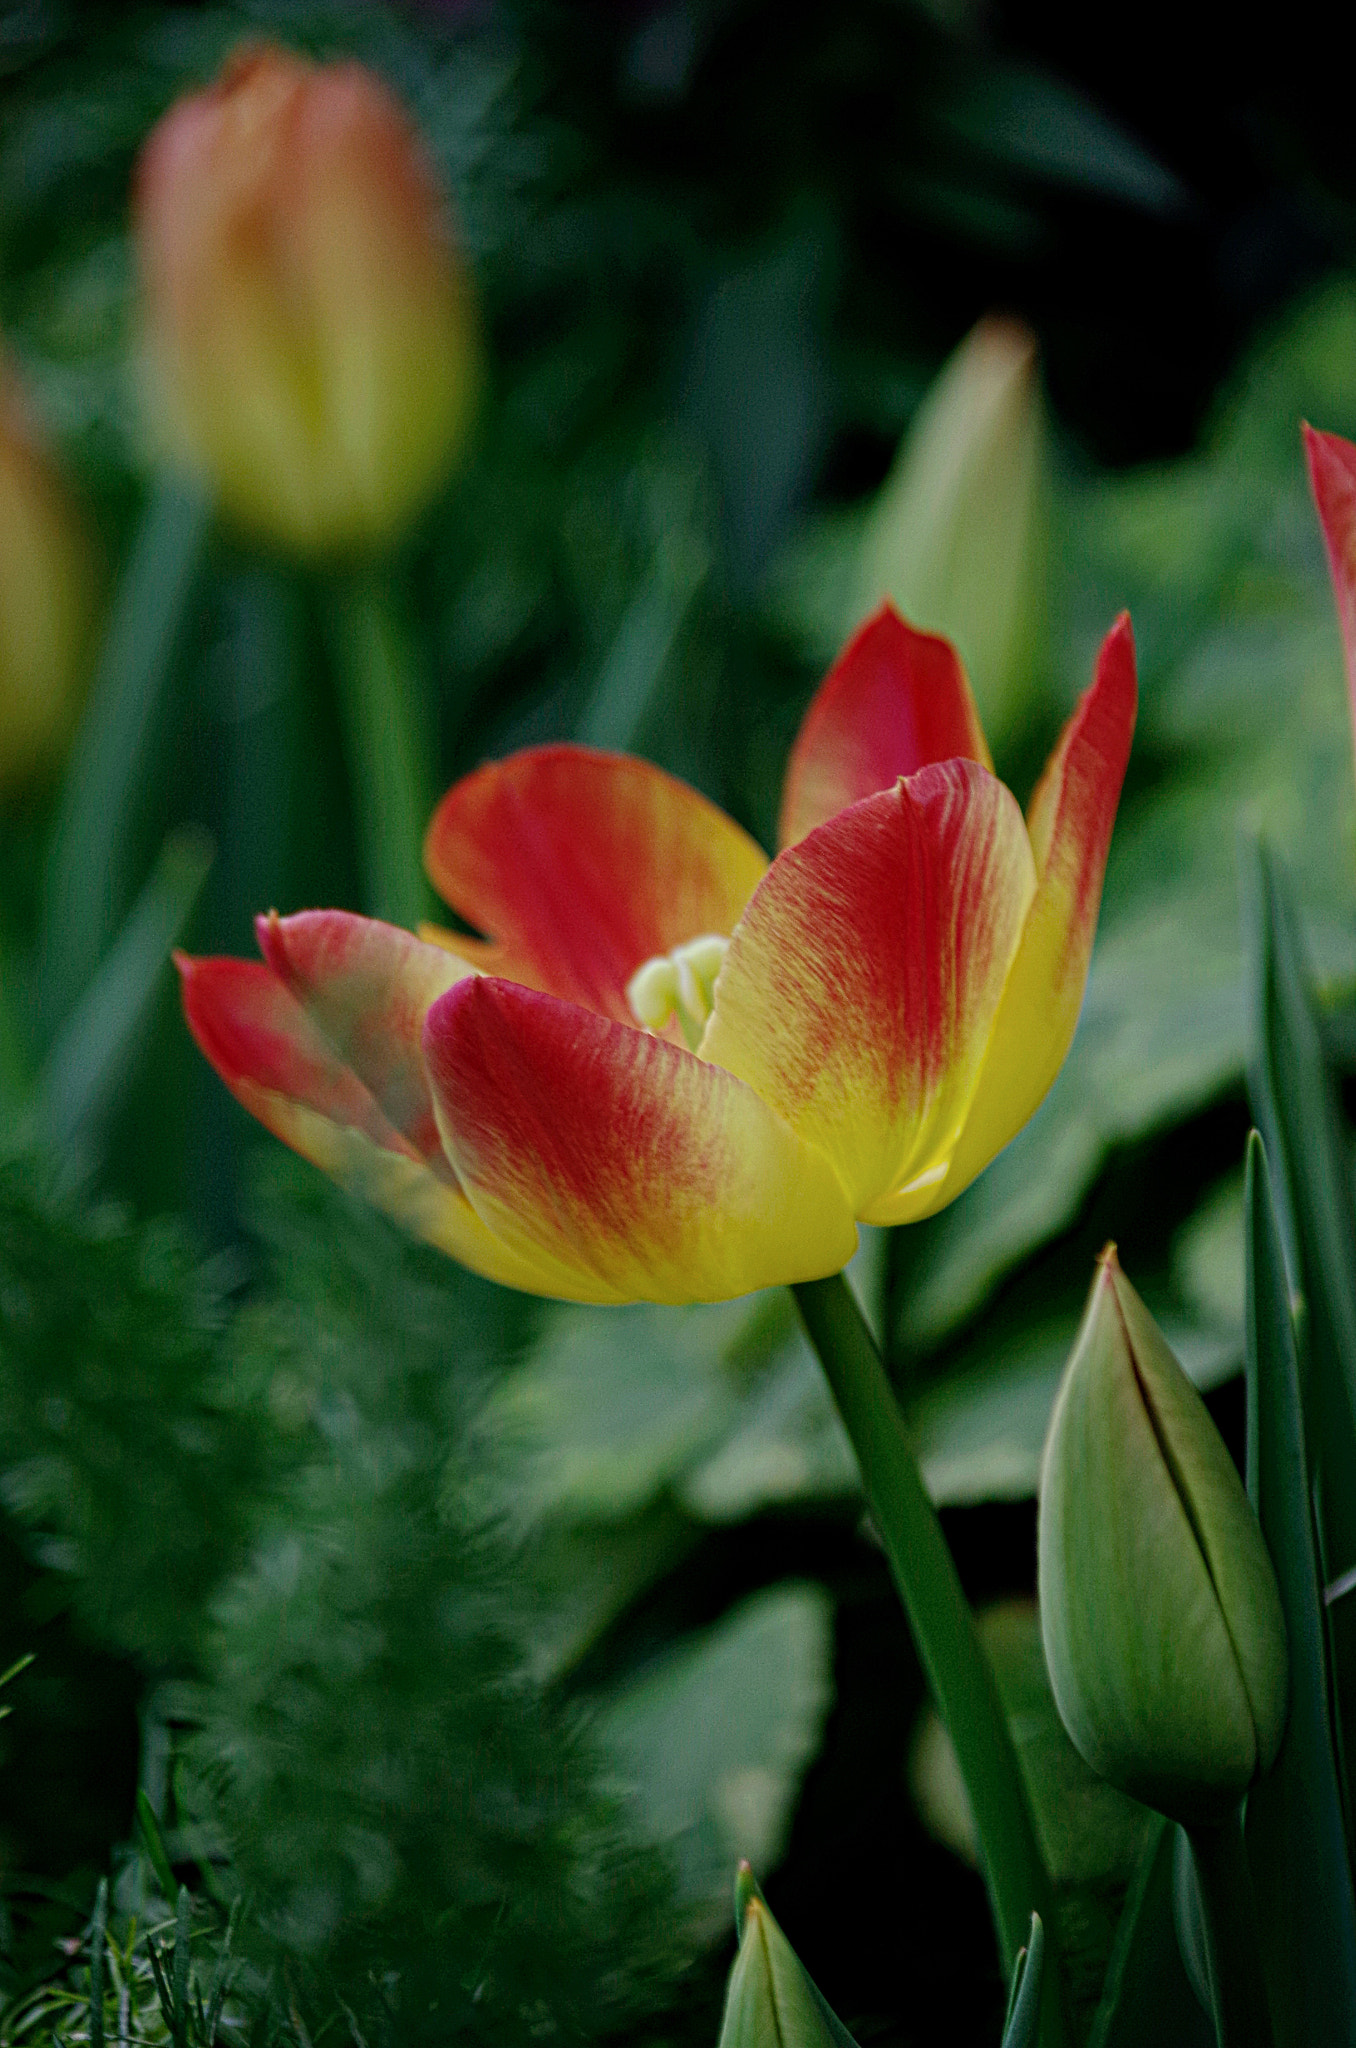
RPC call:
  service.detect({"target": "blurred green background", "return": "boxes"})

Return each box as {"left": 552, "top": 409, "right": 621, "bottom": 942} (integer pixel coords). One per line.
{"left": 3, "top": 4, "right": 1356, "bottom": 2044}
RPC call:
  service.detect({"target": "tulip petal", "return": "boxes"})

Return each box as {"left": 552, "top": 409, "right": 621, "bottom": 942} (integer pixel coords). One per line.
{"left": 701, "top": 760, "right": 1036, "bottom": 1217}
{"left": 777, "top": 605, "right": 991, "bottom": 849}
{"left": 423, "top": 745, "right": 769, "bottom": 1027}
{"left": 256, "top": 909, "right": 474, "bottom": 1160}
{"left": 1303, "top": 424, "right": 1356, "bottom": 750}
{"left": 176, "top": 951, "right": 586, "bottom": 1296}
{"left": 422, "top": 978, "right": 858, "bottom": 1305}
{"left": 881, "top": 612, "right": 1136, "bottom": 1222}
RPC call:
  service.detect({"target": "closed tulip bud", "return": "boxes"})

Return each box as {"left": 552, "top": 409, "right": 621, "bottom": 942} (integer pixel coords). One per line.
{"left": 0, "top": 362, "right": 98, "bottom": 788}
{"left": 1039, "top": 1247, "right": 1287, "bottom": 1827}
{"left": 717, "top": 1865, "right": 841, "bottom": 2048}
{"left": 854, "top": 316, "right": 1045, "bottom": 752}
{"left": 134, "top": 44, "right": 477, "bottom": 556}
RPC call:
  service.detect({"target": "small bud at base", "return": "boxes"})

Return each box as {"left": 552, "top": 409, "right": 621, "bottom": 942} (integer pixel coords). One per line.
{"left": 1038, "top": 1249, "right": 1287, "bottom": 1827}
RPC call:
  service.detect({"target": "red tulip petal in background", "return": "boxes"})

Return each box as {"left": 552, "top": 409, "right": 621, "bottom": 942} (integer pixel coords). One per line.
{"left": 1304, "top": 423, "right": 1356, "bottom": 764}
{"left": 777, "top": 604, "right": 992, "bottom": 849}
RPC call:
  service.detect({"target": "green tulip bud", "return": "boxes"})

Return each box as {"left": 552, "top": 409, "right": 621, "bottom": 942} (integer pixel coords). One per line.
{"left": 1038, "top": 1247, "right": 1287, "bottom": 1827}
{"left": 854, "top": 316, "right": 1045, "bottom": 752}
{"left": 717, "top": 1865, "right": 844, "bottom": 2048}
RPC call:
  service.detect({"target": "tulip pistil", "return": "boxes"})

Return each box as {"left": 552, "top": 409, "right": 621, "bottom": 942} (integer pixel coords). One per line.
{"left": 626, "top": 934, "right": 729, "bottom": 1053}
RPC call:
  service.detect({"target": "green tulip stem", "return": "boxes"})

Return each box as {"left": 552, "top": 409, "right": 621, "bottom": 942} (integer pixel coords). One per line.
{"left": 1186, "top": 1812, "right": 1276, "bottom": 2048}
{"left": 328, "top": 571, "right": 437, "bottom": 932}
{"left": 792, "top": 1273, "right": 1065, "bottom": 2048}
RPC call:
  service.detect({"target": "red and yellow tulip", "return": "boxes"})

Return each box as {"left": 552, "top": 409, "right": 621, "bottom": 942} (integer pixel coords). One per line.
{"left": 178, "top": 606, "right": 1136, "bottom": 1303}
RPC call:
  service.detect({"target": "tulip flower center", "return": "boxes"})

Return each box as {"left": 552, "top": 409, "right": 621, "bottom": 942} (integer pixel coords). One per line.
{"left": 626, "top": 934, "right": 729, "bottom": 1053}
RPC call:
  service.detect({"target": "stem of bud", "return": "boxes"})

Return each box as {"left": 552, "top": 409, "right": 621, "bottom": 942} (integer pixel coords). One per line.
{"left": 792, "top": 1271, "right": 1068, "bottom": 2048}
{"left": 1186, "top": 1811, "right": 1276, "bottom": 2048}
{"left": 327, "top": 572, "right": 436, "bottom": 932}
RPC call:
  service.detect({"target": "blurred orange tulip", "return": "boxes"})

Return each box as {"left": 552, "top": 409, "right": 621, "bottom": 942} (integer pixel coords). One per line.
{"left": 0, "top": 360, "right": 98, "bottom": 789}
{"left": 135, "top": 44, "right": 478, "bottom": 556}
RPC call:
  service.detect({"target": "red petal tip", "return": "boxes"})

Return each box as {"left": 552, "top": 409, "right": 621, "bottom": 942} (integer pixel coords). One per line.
{"left": 255, "top": 908, "right": 287, "bottom": 976}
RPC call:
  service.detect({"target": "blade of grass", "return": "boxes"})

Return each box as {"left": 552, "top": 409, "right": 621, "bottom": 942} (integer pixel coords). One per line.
{"left": 172, "top": 1888, "right": 191, "bottom": 2048}
{"left": 88, "top": 1877, "right": 108, "bottom": 2048}
{"left": 41, "top": 477, "right": 212, "bottom": 1029}
{"left": 137, "top": 1790, "right": 179, "bottom": 1907}
{"left": 1243, "top": 1132, "right": 1356, "bottom": 2045}
{"left": 1242, "top": 839, "right": 1356, "bottom": 1524}
{"left": 576, "top": 540, "right": 705, "bottom": 752}
{"left": 31, "top": 827, "right": 212, "bottom": 1168}
{"left": 1241, "top": 835, "right": 1356, "bottom": 1807}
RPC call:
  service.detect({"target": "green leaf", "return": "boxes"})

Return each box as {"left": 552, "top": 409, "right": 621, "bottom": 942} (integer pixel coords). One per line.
{"left": 87, "top": 1875, "right": 107, "bottom": 2048}
{"left": 1242, "top": 839, "right": 1356, "bottom": 1803}
{"left": 1002, "top": 1913, "right": 1045, "bottom": 2048}
{"left": 483, "top": 1296, "right": 776, "bottom": 1526}
{"left": 137, "top": 1790, "right": 179, "bottom": 1906}
{"left": 594, "top": 1583, "right": 834, "bottom": 1936}
{"left": 41, "top": 476, "right": 212, "bottom": 1029}
{"left": 480, "top": 1293, "right": 854, "bottom": 1539}
{"left": 171, "top": 1887, "right": 191, "bottom": 2048}
{"left": 30, "top": 826, "right": 212, "bottom": 1166}
{"left": 1086, "top": 1822, "right": 1212, "bottom": 2048}
{"left": 902, "top": 1308, "right": 1236, "bottom": 1510}
{"left": 1243, "top": 1132, "right": 1356, "bottom": 2045}
{"left": 521, "top": 1500, "right": 702, "bottom": 1683}
{"left": 576, "top": 526, "right": 707, "bottom": 751}
{"left": 910, "top": 1601, "right": 1154, "bottom": 1890}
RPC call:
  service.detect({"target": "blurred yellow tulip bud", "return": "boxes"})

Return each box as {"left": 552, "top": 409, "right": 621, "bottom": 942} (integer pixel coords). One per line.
{"left": 1039, "top": 1247, "right": 1287, "bottom": 1827}
{"left": 0, "top": 362, "right": 98, "bottom": 788}
{"left": 855, "top": 316, "right": 1045, "bottom": 751}
{"left": 134, "top": 44, "right": 478, "bottom": 556}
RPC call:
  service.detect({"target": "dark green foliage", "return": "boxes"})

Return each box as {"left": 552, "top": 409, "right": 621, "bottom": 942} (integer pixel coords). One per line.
{"left": 0, "top": 1152, "right": 258, "bottom": 1667}
{"left": 186, "top": 1170, "right": 682, "bottom": 2048}
{"left": 4, "top": 1884, "right": 251, "bottom": 2048}
{"left": 0, "top": 1155, "right": 685, "bottom": 2045}
{"left": 1243, "top": 1113, "right": 1356, "bottom": 2036}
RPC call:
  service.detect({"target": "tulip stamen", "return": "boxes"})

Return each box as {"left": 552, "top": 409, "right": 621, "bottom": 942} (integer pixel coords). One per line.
{"left": 626, "top": 934, "right": 729, "bottom": 1054}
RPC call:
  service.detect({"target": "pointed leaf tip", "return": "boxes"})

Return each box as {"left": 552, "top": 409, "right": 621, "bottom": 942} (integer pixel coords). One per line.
{"left": 1001, "top": 1912, "right": 1045, "bottom": 2048}
{"left": 734, "top": 1860, "right": 763, "bottom": 1939}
